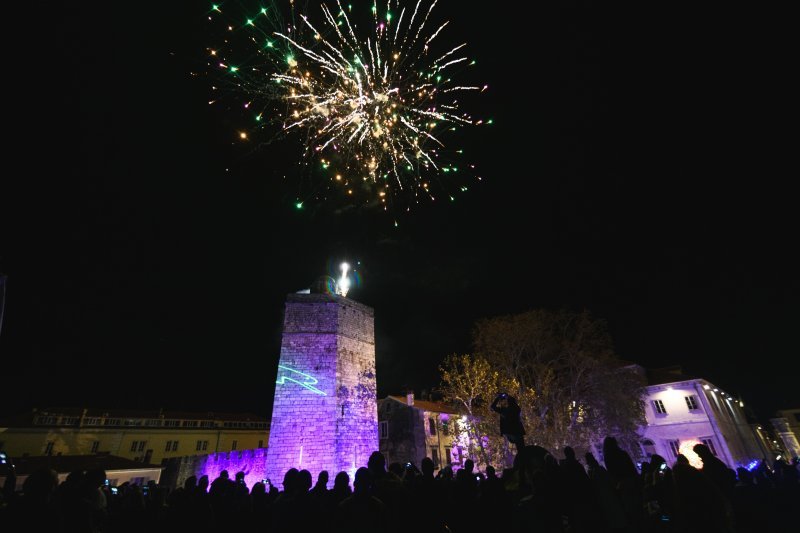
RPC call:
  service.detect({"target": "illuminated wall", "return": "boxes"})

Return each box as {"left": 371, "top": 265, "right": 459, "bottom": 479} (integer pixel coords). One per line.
{"left": 177, "top": 449, "right": 269, "bottom": 490}
{"left": 265, "top": 293, "right": 377, "bottom": 488}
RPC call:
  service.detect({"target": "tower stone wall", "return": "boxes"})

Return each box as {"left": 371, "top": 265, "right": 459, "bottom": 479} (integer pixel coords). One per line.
{"left": 265, "top": 294, "right": 377, "bottom": 487}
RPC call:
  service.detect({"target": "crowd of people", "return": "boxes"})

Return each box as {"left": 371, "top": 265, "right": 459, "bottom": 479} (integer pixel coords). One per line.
{"left": 1, "top": 438, "right": 798, "bottom": 532}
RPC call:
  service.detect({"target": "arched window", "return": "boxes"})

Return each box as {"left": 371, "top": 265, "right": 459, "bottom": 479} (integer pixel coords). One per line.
{"left": 641, "top": 439, "right": 656, "bottom": 457}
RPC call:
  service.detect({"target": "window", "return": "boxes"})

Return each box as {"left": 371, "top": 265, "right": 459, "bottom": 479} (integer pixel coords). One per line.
{"left": 44, "top": 441, "right": 54, "bottom": 455}
{"left": 257, "top": 440, "right": 263, "bottom": 449}
{"left": 138, "top": 441, "right": 146, "bottom": 452}
{"left": 84, "top": 418, "right": 100, "bottom": 426}
{"left": 652, "top": 399, "right": 667, "bottom": 415}
{"left": 165, "top": 441, "right": 173, "bottom": 452}
{"left": 445, "top": 447, "right": 452, "bottom": 465}
{"left": 197, "top": 440, "right": 203, "bottom": 451}
{"left": 641, "top": 439, "right": 656, "bottom": 458}
{"left": 104, "top": 419, "right": 121, "bottom": 426}
{"left": 203, "top": 441, "right": 209, "bottom": 451}
{"left": 182, "top": 420, "right": 199, "bottom": 428}
{"left": 431, "top": 449, "right": 440, "bottom": 468}
{"left": 145, "top": 419, "right": 162, "bottom": 427}
{"left": 380, "top": 421, "right": 389, "bottom": 439}
{"left": 196, "top": 440, "right": 210, "bottom": 451}
{"left": 685, "top": 395, "right": 700, "bottom": 411}
{"left": 164, "top": 420, "right": 180, "bottom": 427}
{"left": 231, "top": 440, "right": 238, "bottom": 451}
{"left": 429, "top": 418, "right": 437, "bottom": 436}
{"left": 701, "top": 438, "right": 718, "bottom": 456}
{"left": 667, "top": 440, "right": 680, "bottom": 458}
{"left": 91, "top": 441, "right": 100, "bottom": 453}
{"left": 131, "top": 441, "right": 139, "bottom": 452}
{"left": 62, "top": 417, "right": 79, "bottom": 425}
{"left": 171, "top": 441, "right": 179, "bottom": 452}
{"left": 442, "top": 420, "right": 450, "bottom": 435}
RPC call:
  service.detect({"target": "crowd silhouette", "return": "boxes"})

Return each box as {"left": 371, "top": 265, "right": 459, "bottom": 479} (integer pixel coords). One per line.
{"left": 1, "top": 440, "right": 797, "bottom": 532}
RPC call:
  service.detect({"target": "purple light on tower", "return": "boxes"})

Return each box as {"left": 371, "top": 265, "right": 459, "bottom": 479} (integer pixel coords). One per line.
{"left": 264, "top": 287, "right": 378, "bottom": 488}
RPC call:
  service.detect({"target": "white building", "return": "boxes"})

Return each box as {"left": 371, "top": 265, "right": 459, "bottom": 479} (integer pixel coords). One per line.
{"left": 770, "top": 408, "right": 800, "bottom": 460}
{"left": 638, "top": 367, "right": 767, "bottom": 470}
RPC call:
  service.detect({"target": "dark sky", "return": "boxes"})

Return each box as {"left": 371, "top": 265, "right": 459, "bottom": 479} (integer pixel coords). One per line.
{"left": 1, "top": 2, "right": 796, "bottom": 421}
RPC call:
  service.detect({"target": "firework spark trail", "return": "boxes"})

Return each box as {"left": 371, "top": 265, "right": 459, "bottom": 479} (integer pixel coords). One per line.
{"left": 209, "top": 0, "right": 486, "bottom": 211}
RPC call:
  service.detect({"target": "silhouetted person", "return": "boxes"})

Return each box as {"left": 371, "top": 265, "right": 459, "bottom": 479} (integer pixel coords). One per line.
{"left": 5, "top": 468, "right": 61, "bottom": 531}
{"left": 491, "top": 393, "right": 526, "bottom": 461}
{"left": 559, "top": 446, "right": 593, "bottom": 532}
{"left": 601, "top": 437, "right": 641, "bottom": 529}
{"left": 693, "top": 443, "right": 735, "bottom": 495}
{"left": 585, "top": 452, "right": 627, "bottom": 530}
{"left": 331, "top": 471, "right": 352, "bottom": 506}
{"left": 336, "top": 467, "right": 387, "bottom": 533}
{"left": 672, "top": 461, "right": 734, "bottom": 532}
{"left": 312, "top": 470, "right": 330, "bottom": 495}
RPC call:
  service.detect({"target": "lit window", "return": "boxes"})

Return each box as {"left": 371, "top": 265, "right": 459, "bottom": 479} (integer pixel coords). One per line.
{"left": 685, "top": 395, "right": 700, "bottom": 411}
{"left": 701, "top": 438, "right": 718, "bottom": 456}
{"left": 652, "top": 399, "right": 667, "bottom": 415}
{"left": 380, "top": 421, "right": 389, "bottom": 439}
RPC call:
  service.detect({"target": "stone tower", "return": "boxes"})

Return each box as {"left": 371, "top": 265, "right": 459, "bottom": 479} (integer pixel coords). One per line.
{"left": 265, "top": 292, "right": 377, "bottom": 487}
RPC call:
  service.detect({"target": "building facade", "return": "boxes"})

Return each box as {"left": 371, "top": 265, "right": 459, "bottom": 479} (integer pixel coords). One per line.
{"left": 0, "top": 408, "right": 269, "bottom": 465}
{"left": 636, "top": 367, "right": 766, "bottom": 469}
{"left": 770, "top": 408, "right": 800, "bottom": 460}
{"left": 378, "top": 393, "right": 461, "bottom": 471}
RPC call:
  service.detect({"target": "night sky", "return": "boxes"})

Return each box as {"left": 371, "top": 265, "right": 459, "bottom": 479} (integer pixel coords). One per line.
{"left": 1, "top": 3, "right": 796, "bottom": 421}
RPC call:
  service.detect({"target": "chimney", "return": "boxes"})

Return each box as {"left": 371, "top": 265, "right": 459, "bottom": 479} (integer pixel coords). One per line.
{"left": 406, "top": 390, "right": 414, "bottom": 406}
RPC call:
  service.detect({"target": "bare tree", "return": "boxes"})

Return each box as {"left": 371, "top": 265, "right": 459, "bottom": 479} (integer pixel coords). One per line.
{"left": 472, "top": 309, "right": 646, "bottom": 457}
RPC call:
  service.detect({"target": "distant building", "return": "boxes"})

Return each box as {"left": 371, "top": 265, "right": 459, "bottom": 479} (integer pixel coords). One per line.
{"left": 770, "top": 408, "right": 800, "bottom": 460}
{"left": 0, "top": 408, "right": 269, "bottom": 465}
{"left": 378, "top": 392, "right": 461, "bottom": 470}
{"left": 636, "top": 366, "right": 767, "bottom": 469}
{"left": 0, "top": 454, "right": 163, "bottom": 488}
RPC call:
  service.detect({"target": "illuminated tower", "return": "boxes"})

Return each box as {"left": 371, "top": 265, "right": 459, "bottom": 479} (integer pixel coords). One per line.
{"left": 265, "top": 284, "right": 377, "bottom": 486}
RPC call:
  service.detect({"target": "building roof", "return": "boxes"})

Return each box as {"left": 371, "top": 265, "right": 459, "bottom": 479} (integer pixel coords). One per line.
{"left": 384, "top": 395, "right": 461, "bottom": 415}
{"left": 644, "top": 366, "right": 699, "bottom": 386}
{"left": 4, "top": 454, "right": 162, "bottom": 475}
{"left": 0, "top": 408, "right": 268, "bottom": 428}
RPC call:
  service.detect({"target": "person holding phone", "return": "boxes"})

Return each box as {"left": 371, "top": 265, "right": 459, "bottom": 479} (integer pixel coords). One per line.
{"left": 491, "top": 392, "right": 526, "bottom": 453}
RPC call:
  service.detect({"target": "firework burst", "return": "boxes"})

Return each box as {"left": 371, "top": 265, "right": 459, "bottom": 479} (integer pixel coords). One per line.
{"left": 207, "top": 1, "right": 487, "bottom": 214}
